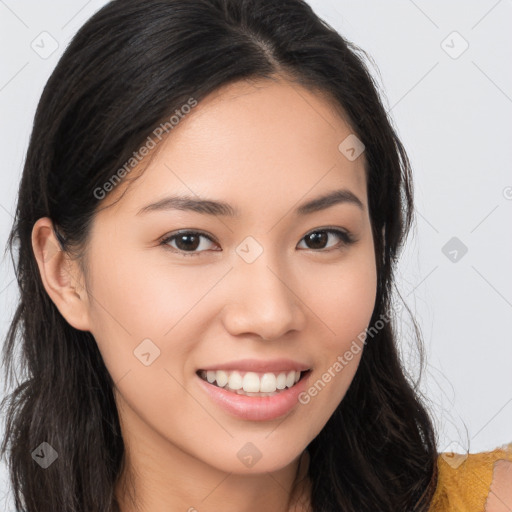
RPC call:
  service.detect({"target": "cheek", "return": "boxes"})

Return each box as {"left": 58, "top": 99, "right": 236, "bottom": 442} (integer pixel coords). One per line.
{"left": 297, "top": 250, "right": 377, "bottom": 428}
{"left": 306, "top": 246, "right": 378, "bottom": 350}
{"left": 84, "top": 252, "right": 214, "bottom": 446}
{"left": 84, "top": 245, "right": 231, "bottom": 385}
{"left": 89, "top": 257, "right": 208, "bottom": 333}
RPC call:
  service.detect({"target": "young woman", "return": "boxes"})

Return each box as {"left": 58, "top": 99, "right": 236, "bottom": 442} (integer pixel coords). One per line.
{"left": 1, "top": 1, "right": 510, "bottom": 511}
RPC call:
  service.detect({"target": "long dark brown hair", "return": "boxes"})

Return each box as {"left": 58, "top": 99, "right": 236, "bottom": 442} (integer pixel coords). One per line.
{"left": 1, "top": 0, "right": 439, "bottom": 510}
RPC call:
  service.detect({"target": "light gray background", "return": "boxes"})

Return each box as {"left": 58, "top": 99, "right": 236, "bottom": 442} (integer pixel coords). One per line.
{"left": 1, "top": 0, "right": 511, "bottom": 506}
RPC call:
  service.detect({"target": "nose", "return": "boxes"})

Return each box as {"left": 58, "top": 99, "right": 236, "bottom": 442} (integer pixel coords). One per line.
{"left": 220, "top": 257, "right": 307, "bottom": 341}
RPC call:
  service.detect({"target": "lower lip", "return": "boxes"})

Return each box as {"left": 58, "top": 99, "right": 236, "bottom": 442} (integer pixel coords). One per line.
{"left": 196, "top": 371, "right": 311, "bottom": 422}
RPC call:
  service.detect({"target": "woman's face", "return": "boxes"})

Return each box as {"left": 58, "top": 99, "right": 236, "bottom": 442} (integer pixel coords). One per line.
{"left": 77, "top": 78, "right": 377, "bottom": 476}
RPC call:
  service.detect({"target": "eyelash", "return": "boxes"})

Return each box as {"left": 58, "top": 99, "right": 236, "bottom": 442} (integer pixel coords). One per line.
{"left": 159, "top": 227, "right": 357, "bottom": 257}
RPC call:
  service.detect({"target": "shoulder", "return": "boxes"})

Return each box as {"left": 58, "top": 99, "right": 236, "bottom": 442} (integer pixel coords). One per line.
{"left": 428, "top": 442, "right": 512, "bottom": 512}
{"left": 485, "top": 457, "right": 512, "bottom": 511}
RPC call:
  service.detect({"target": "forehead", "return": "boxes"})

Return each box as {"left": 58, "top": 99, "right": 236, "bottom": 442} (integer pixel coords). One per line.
{"left": 98, "top": 78, "right": 368, "bottom": 219}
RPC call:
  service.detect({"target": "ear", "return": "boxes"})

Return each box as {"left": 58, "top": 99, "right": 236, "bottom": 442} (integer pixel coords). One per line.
{"left": 31, "top": 217, "right": 91, "bottom": 331}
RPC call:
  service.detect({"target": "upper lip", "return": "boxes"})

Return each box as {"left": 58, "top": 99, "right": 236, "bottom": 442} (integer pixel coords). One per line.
{"left": 197, "top": 358, "right": 311, "bottom": 373}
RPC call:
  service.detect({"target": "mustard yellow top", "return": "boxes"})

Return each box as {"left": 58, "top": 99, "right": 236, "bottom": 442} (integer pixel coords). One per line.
{"left": 428, "top": 442, "right": 512, "bottom": 511}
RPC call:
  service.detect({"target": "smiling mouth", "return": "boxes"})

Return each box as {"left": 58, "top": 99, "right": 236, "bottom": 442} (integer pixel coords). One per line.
{"left": 197, "top": 369, "right": 311, "bottom": 397}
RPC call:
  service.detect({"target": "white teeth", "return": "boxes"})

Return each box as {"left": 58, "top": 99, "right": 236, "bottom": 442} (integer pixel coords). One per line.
{"left": 216, "top": 370, "right": 228, "bottom": 388}
{"left": 228, "top": 371, "right": 243, "bottom": 390}
{"left": 276, "top": 373, "right": 287, "bottom": 389}
{"left": 285, "top": 371, "right": 295, "bottom": 388}
{"left": 260, "top": 373, "right": 277, "bottom": 393}
{"left": 200, "top": 369, "right": 303, "bottom": 393}
{"left": 242, "top": 372, "right": 260, "bottom": 392}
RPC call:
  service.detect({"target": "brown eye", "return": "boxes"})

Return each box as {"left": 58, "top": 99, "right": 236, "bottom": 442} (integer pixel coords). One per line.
{"left": 298, "top": 228, "right": 356, "bottom": 251}
{"left": 160, "top": 227, "right": 356, "bottom": 258}
{"left": 160, "top": 231, "right": 218, "bottom": 256}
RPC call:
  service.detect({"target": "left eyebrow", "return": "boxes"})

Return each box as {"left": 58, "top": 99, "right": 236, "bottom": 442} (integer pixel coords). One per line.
{"left": 136, "top": 188, "right": 365, "bottom": 217}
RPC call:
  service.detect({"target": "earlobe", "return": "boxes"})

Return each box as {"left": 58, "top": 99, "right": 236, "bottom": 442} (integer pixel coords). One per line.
{"left": 31, "top": 217, "right": 91, "bottom": 332}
